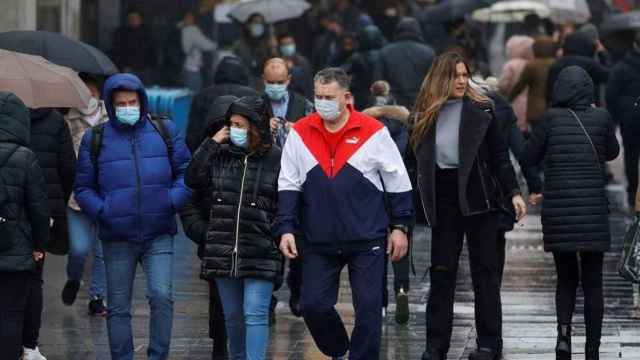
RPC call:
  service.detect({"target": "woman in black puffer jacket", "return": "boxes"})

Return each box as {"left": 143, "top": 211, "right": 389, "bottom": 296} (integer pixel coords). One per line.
{"left": 522, "top": 66, "right": 620, "bottom": 360}
{"left": 185, "top": 96, "right": 282, "bottom": 360}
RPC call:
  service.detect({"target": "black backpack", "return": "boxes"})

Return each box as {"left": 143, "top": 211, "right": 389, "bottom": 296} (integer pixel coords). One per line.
{"left": 90, "top": 117, "right": 174, "bottom": 185}
{"left": 0, "top": 145, "right": 20, "bottom": 252}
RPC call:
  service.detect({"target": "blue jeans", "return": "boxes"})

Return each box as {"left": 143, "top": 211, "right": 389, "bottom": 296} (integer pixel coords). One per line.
{"left": 66, "top": 208, "right": 106, "bottom": 298}
{"left": 102, "top": 235, "right": 174, "bottom": 360}
{"left": 215, "top": 278, "right": 274, "bottom": 360}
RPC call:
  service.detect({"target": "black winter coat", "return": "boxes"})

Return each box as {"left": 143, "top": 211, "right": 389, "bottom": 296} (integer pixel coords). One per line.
{"left": 522, "top": 66, "right": 620, "bottom": 252}
{"left": 546, "top": 32, "right": 609, "bottom": 106}
{"left": 375, "top": 18, "right": 435, "bottom": 109}
{"left": 29, "top": 109, "right": 75, "bottom": 217}
{"left": 606, "top": 48, "right": 640, "bottom": 136}
{"left": 186, "top": 57, "right": 259, "bottom": 153}
{"left": 0, "top": 92, "right": 49, "bottom": 272}
{"left": 184, "top": 118, "right": 282, "bottom": 281}
{"left": 414, "top": 98, "right": 521, "bottom": 228}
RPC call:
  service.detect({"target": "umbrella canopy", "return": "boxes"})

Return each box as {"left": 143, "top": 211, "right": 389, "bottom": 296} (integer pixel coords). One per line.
{"left": 472, "top": 0, "right": 551, "bottom": 23}
{"left": 228, "top": 0, "right": 311, "bottom": 24}
{"left": 600, "top": 11, "right": 640, "bottom": 36}
{"left": 544, "top": 0, "right": 591, "bottom": 24}
{"left": 0, "top": 31, "right": 118, "bottom": 76}
{"left": 0, "top": 50, "right": 91, "bottom": 109}
{"left": 417, "top": 0, "right": 497, "bottom": 24}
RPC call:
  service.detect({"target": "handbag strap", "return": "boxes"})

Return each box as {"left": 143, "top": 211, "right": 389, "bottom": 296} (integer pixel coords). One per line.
{"left": 567, "top": 109, "right": 603, "bottom": 173}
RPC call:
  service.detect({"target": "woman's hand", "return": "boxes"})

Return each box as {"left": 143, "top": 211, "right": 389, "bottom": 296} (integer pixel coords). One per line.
{"left": 528, "top": 193, "right": 543, "bottom": 206}
{"left": 212, "top": 126, "right": 229, "bottom": 144}
{"left": 512, "top": 194, "right": 527, "bottom": 222}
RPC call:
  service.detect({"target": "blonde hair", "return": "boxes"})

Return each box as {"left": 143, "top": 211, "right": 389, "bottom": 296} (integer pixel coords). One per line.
{"left": 410, "top": 52, "right": 490, "bottom": 150}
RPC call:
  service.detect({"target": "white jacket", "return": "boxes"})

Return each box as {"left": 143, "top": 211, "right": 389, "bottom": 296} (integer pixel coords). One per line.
{"left": 181, "top": 24, "right": 217, "bottom": 72}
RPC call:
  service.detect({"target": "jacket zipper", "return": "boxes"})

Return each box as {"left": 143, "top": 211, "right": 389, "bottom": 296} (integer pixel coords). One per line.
{"left": 131, "top": 132, "right": 142, "bottom": 241}
{"left": 231, "top": 155, "right": 249, "bottom": 278}
{"left": 476, "top": 159, "right": 491, "bottom": 210}
{"left": 415, "top": 178, "right": 432, "bottom": 228}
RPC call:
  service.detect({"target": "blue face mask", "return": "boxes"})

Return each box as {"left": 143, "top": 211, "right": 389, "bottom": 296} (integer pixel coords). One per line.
{"left": 115, "top": 106, "right": 140, "bottom": 125}
{"left": 230, "top": 127, "right": 249, "bottom": 148}
{"left": 314, "top": 98, "right": 342, "bottom": 122}
{"left": 249, "top": 23, "right": 265, "bottom": 38}
{"left": 280, "top": 44, "right": 296, "bottom": 57}
{"left": 265, "top": 83, "right": 288, "bottom": 101}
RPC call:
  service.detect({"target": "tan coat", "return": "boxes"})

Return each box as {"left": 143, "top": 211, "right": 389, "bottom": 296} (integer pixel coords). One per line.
{"left": 64, "top": 103, "right": 109, "bottom": 211}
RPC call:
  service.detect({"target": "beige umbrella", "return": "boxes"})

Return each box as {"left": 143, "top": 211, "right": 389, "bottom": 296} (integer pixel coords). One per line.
{"left": 0, "top": 49, "right": 90, "bottom": 109}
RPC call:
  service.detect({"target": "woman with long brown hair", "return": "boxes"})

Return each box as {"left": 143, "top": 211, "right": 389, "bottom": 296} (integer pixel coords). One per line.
{"left": 412, "top": 52, "right": 527, "bottom": 360}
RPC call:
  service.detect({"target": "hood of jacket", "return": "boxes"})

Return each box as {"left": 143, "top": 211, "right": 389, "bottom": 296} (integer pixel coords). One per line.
{"left": 358, "top": 24, "right": 386, "bottom": 51}
{"left": 28, "top": 108, "right": 54, "bottom": 123}
{"left": 394, "top": 17, "right": 424, "bottom": 43}
{"left": 0, "top": 92, "right": 30, "bottom": 147}
{"left": 225, "top": 96, "right": 272, "bottom": 155}
{"left": 552, "top": 65, "right": 594, "bottom": 108}
{"left": 102, "top": 73, "right": 149, "bottom": 127}
{"left": 205, "top": 95, "right": 238, "bottom": 137}
{"left": 506, "top": 35, "right": 534, "bottom": 61}
{"left": 214, "top": 56, "right": 250, "bottom": 86}
{"left": 563, "top": 31, "right": 597, "bottom": 58}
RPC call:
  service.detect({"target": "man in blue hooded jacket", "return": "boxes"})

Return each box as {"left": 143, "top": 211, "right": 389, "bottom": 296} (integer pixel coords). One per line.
{"left": 74, "top": 73, "right": 191, "bottom": 360}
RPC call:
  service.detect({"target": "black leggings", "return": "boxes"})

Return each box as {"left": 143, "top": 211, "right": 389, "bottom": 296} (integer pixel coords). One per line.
{"left": 553, "top": 252, "right": 604, "bottom": 345}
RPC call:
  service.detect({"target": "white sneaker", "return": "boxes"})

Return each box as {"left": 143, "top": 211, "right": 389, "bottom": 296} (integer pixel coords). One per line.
{"left": 22, "top": 347, "right": 47, "bottom": 360}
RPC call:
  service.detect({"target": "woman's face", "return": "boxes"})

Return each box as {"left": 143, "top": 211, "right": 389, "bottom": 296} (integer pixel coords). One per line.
{"left": 230, "top": 114, "right": 250, "bottom": 130}
{"left": 450, "top": 62, "right": 469, "bottom": 99}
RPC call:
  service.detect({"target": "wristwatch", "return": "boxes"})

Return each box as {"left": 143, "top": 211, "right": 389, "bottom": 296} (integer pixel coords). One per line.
{"left": 389, "top": 224, "right": 409, "bottom": 235}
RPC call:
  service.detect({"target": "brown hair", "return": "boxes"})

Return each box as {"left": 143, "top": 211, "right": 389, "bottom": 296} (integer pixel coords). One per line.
{"left": 410, "top": 52, "right": 489, "bottom": 149}
{"left": 532, "top": 36, "right": 558, "bottom": 58}
{"left": 248, "top": 122, "right": 262, "bottom": 154}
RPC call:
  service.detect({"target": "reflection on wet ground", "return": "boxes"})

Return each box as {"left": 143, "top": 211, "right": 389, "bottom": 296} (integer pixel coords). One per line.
{"left": 38, "top": 177, "right": 640, "bottom": 359}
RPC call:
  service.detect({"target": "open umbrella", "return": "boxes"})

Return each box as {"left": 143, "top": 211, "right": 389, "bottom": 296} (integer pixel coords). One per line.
{"left": 600, "top": 11, "right": 640, "bottom": 36}
{"left": 472, "top": 0, "right": 551, "bottom": 23}
{"left": 417, "top": 0, "right": 498, "bottom": 24}
{"left": 0, "top": 31, "right": 118, "bottom": 76}
{"left": 0, "top": 50, "right": 91, "bottom": 109}
{"left": 228, "top": 0, "right": 311, "bottom": 24}
{"left": 544, "top": 0, "right": 591, "bottom": 24}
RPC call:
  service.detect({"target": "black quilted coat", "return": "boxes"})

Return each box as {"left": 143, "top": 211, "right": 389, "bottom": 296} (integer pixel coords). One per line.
{"left": 184, "top": 97, "right": 282, "bottom": 281}
{"left": 522, "top": 66, "right": 620, "bottom": 252}
{"left": 0, "top": 92, "right": 50, "bottom": 272}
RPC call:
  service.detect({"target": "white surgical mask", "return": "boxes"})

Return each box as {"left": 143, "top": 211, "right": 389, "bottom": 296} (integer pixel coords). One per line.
{"left": 314, "top": 98, "right": 342, "bottom": 122}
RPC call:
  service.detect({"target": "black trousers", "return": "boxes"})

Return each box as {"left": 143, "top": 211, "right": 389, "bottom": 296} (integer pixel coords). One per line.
{"left": 382, "top": 239, "right": 411, "bottom": 308}
{"left": 621, "top": 128, "right": 640, "bottom": 208}
{"left": 0, "top": 271, "right": 31, "bottom": 359}
{"left": 286, "top": 258, "right": 303, "bottom": 298}
{"left": 552, "top": 252, "right": 604, "bottom": 346}
{"left": 22, "top": 259, "right": 44, "bottom": 349}
{"left": 208, "top": 280, "right": 227, "bottom": 353}
{"left": 427, "top": 168, "right": 501, "bottom": 352}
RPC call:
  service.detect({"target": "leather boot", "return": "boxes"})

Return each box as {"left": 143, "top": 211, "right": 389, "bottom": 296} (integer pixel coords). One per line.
{"left": 555, "top": 324, "right": 571, "bottom": 360}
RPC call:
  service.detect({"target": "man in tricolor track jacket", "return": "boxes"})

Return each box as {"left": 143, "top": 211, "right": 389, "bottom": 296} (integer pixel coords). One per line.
{"left": 277, "top": 68, "right": 413, "bottom": 360}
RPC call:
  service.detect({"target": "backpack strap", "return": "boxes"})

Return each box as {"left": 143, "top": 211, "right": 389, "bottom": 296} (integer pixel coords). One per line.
{"left": 149, "top": 116, "right": 175, "bottom": 174}
{"left": 90, "top": 123, "right": 106, "bottom": 188}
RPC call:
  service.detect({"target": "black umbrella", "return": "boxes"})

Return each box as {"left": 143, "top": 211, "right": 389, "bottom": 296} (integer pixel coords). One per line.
{"left": 0, "top": 31, "right": 118, "bottom": 76}
{"left": 600, "top": 11, "right": 640, "bottom": 36}
{"left": 417, "top": 0, "right": 498, "bottom": 24}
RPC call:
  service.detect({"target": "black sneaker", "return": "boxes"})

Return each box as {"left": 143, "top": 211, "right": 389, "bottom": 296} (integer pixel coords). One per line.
{"left": 62, "top": 280, "right": 80, "bottom": 305}
{"left": 395, "top": 288, "right": 409, "bottom": 325}
{"left": 469, "top": 347, "right": 500, "bottom": 360}
{"left": 88, "top": 298, "right": 108, "bottom": 317}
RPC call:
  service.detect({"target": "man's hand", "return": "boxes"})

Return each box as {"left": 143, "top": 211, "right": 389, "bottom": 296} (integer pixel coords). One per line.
{"left": 528, "top": 193, "right": 543, "bottom": 206}
{"left": 270, "top": 118, "right": 280, "bottom": 130}
{"left": 512, "top": 194, "right": 527, "bottom": 222}
{"left": 279, "top": 233, "right": 298, "bottom": 259}
{"left": 33, "top": 251, "right": 44, "bottom": 262}
{"left": 387, "top": 229, "right": 408, "bottom": 262}
{"left": 212, "top": 126, "right": 229, "bottom": 144}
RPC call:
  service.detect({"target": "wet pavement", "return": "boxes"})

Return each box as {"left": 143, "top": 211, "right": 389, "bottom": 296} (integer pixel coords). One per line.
{"left": 37, "top": 159, "right": 640, "bottom": 359}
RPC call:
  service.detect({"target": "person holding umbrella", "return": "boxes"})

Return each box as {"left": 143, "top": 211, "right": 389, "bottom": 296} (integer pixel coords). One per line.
{"left": 232, "top": 13, "right": 277, "bottom": 87}
{"left": 412, "top": 52, "right": 526, "bottom": 360}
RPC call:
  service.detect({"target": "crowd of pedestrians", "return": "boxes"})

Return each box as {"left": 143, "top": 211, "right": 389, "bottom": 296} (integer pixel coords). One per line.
{"left": 2, "top": 1, "right": 640, "bottom": 360}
